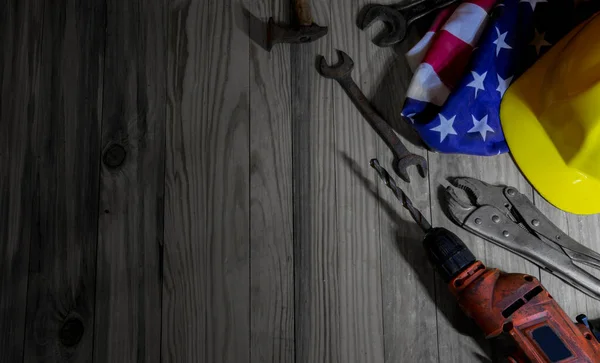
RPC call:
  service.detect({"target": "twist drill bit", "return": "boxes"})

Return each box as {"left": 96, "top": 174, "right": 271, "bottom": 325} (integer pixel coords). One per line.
{"left": 370, "top": 159, "right": 432, "bottom": 232}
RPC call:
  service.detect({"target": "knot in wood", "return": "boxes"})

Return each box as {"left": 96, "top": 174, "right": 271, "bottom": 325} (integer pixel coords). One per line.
{"left": 59, "top": 317, "right": 84, "bottom": 347}
{"left": 103, "top": 144, "right": 127, "bottom": 168}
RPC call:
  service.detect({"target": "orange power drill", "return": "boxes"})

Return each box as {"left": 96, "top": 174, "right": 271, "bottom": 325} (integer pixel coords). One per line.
{"left": 426, "top": 227, "right": 600, "bottom": 362}
{"left": 370, "top": 160, "right": 600, "bottom": 362}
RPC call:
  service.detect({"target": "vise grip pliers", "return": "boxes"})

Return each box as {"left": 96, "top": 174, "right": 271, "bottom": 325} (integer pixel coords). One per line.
{"left": 445, "top": 177, "right": 600, "bottom": 301}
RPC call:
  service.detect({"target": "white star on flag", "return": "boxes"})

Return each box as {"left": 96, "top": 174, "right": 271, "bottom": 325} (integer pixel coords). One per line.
{"left": 493, "top": 27, "right": 512, "bottom": 56}
{"left": 496, "top": 74, "right": 513, "bottom": 97}
{"left": 467, "top": 71, "right": 487, "bottom": 98}
{"left": 520, "top": 0, "right": 547, "bottom": 11}
{"left": 468, "top": 115, "right": 495, "bottom": 141}
{"left": 530, "top": 29, "right": 551, "bottom": 55}
{"left": 430, "top": 114, "right": 458, "bottom": 142}
{"left": 402, "top": 112, "right": 416, "bottom": 124}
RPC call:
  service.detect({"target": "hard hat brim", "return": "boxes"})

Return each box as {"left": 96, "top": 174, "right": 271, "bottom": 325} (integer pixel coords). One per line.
{"left": 500, "top": 16, "right": 600, "bottom": 215}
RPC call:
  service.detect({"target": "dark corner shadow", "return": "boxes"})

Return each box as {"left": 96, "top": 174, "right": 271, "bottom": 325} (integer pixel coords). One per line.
{"left": 368, "top": 20, "right": 435, "bottom": 150}
{"left": 340, "top": 151, "right": 519, "bottom": 363}
{"left": 237, "top": 4, "right": 269, "bottom": 51}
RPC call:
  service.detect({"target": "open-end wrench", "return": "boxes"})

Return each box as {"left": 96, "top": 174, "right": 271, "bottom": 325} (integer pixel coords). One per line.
{"left": 357, "top": 0, "right": 461, "bottom": 47}
{"left": 317, "top": 50, "right": 428, "bottom": 182}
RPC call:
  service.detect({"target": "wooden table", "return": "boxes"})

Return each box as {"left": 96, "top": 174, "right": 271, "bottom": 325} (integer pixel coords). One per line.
{"left": 2, "top": 0, "right": 599, "bottom": 362}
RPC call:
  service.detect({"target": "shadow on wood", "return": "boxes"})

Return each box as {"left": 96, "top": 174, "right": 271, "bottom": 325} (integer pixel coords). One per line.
{"left": 367, "top": 19, "right": 441, "bottom": 150}
{"left": 369, "top": 54, "right": 426, "bottom": 149}
{"left": 339, "top": 151, "right": 495, "bottom": 362}
{"left": 241, "top": 6, "right": 269, "bottom": 51}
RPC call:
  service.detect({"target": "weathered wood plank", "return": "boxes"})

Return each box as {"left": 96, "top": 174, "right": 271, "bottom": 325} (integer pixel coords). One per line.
{"left": 291, "top": 0, "right": 341, "bottom": 361}
{"left": 330, "top": 0, "right": 385, "bottom": 361}
{"left": 368, "top": 43, "right": 439, "bottom": 363}
{"left": 535, "top": 193, "right": 600, "bottom": 320}
{"left": 162, "top": 0, "right": 251, "bottom": 361}
{"left": 93, "top": 0, "right": 166, "bottom": 361}
{"left": 428, "top": 153, "right": 538, "bottom": 362}
{"left": 22, "top": 0, "right": 106, "bottom": 361}
{"left": 565, "top": 213, "right": 600, "bottom": 320}
{"left": 532, "top": 195, "right": 588, "bottom": 319}
{"left": 248, "top": 1, "right": 295, "bottom": 362}
{"left": 0, "top": 1, "right": 45, "bottom": 361}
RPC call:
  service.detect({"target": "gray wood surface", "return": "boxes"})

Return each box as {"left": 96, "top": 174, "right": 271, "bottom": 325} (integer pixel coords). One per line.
{"left": 248, "top": 1, "right": 295, "bottom": 363}
{"left": 291, "top": 0, "right": 341, "bottom": 361}
{"left": 331, "top": 1, "right": 385, "bottom": 362}
{"left": 533, "top": 195, "right": 587, "bottom": 318}
{"left": 535, "top": 196, "right": 600, "bottom": 319}
{"left": 3, "top": 1, "right": 600, "bottom": 362}
{"left": 93, "top": 0, "right": 165, "bottom": 361}
{"left": 20, "top": 1, "right": 105, "bottom": 361}
{"left": 372, "top": 40, "right": 440, "bottom": 363}
{"left": 162, "top": 0, "right": 250, "bottom": 362}
{"left": 0, "top": 1, "right": 44, "bottom": 361}
{"left": 567, "top": 213, "right": 600, "bottom": 320}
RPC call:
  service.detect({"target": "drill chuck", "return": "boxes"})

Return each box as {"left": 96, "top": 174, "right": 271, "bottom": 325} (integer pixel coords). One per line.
{"left": 423, "top": 228, "right": 476, "bottom": 282}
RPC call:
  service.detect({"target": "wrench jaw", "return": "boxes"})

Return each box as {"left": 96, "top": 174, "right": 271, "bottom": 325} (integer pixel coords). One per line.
{"left": 393, "top": 155, "right": 428, "bottom": 183}
{"left": 357, "top": 5, "right": 408, "bottom": 47}
{"left": 316, "top": 49, "right": 354, "bottom": 79}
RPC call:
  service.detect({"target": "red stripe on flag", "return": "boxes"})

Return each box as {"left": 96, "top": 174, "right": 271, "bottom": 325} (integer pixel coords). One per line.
{"left": 429, "top": 5, "right": 459, "bottom": 32}
{"left": 466, "top": 0, "right": 497, "bottom": 11}
{"left": 423, "top": 30, "right": 473, "bottom": 90}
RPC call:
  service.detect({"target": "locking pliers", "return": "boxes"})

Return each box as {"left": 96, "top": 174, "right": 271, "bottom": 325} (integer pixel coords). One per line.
{"left": 445, "top": 177, "right": 600, "bottom": 301}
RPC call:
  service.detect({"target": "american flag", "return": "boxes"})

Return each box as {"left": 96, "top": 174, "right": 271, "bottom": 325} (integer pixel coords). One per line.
{"left": 401, "top": 0, "right": 600, "bottom": 156}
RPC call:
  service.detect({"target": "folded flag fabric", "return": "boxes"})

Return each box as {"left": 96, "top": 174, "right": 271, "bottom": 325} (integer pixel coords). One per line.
{"left": 402, "top": 0, "right": 600, "bottom": 156}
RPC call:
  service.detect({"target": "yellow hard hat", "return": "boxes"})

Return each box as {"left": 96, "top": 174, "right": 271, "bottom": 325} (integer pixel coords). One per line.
{"left": 500, "top": 14, "right": 600, "bottom": 215}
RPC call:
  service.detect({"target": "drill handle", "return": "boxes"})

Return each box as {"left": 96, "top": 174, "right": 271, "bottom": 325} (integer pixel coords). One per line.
{"left": 450, "top": 267, "right": 600, "bottom": 362}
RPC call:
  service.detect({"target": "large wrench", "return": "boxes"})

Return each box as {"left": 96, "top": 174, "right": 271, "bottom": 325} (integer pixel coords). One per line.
{"left": 317, "top": 50, "right": 428, "bottom": 182}
{"left": 357, "top": 0, "right": 461, "bottom": 47}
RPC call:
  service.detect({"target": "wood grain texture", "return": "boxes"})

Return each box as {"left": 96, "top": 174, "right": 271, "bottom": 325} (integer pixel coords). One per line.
{"left": 428, "top": 153, "right": 539, "bottom": 362}
{"left": 330, "top": 0, "right": 384, "bottom": 361}
{"left": 22, "top": 0, "right": 106, "bottom": 361}
{"left": 162, "top": 0, "right": 250, "bottom": 361}
{"left": 369, "top": 40, "right": 439, "bottom": 363}
{"left": 532, "top": 195, "right": 588, "bottom": 319}
{"left": 248, "top": 1, "right": 295, "bottom": 362}
{"left": 565, "top": 213, "right": 600, "bottom": 320}
{"left": 291, "top": 0, "right": 341, "bottom": 362}
{"left": 534, "top": 194, "right": 600, "bottom": 320}
{"left": 93, "top": 0, "right": 166, "bottom": 361}
{"left": 4, "top": 0, "right": 600, "bottom": 361}
{"left": 0, "top": 1, "right": 45, "bottom": 361}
